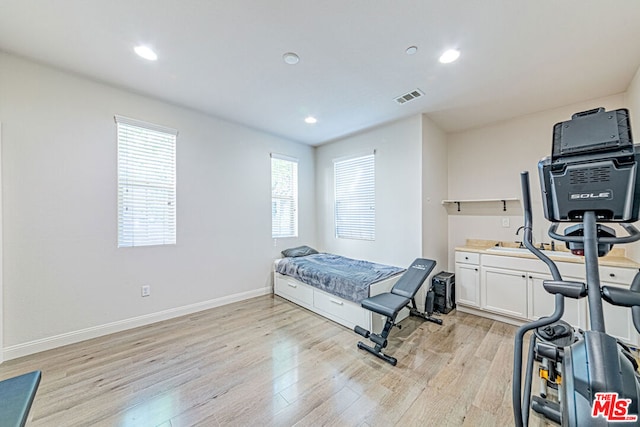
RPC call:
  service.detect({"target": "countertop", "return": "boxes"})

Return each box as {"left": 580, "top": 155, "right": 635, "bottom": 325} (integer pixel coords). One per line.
{"left": 456, "top": 239, "right": 640, "bottom": 269}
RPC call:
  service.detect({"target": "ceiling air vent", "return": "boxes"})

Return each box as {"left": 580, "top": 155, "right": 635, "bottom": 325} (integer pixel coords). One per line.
{"left": 395, "top": 88, "right": 424, "bottom": 105}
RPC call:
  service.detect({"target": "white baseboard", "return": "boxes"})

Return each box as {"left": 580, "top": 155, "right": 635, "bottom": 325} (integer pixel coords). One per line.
{"left": 3, "top": 286, "right": 272, "bottom": 361}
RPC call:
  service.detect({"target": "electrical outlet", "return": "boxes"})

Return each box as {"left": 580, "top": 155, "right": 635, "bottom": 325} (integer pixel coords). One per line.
{"left": 502, "top": 217, "right": 510, "bottom": 228}
{"left": 141, "top": 285, "right": 150, "bottom": 297}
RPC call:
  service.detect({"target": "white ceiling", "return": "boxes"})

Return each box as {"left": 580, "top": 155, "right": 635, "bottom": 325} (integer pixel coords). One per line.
{"left": 2, "top": 1, "right": 640, "bottom": 145}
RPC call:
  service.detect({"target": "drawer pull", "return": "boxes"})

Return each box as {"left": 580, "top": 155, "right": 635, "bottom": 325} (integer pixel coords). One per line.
{"left": 465, "top": 256, "right": 469, "bottom": 260}
{"left": 330, "top": 299, "right": 344, "bottom": 306}
{"left": 287, "top": 283, "right": 298, "bottom": 288}
{"left": 475, "top": 268, "right": 478, "bottom": 272}
{"left": 609, "top": 273, "right": 616, "bottom": 278}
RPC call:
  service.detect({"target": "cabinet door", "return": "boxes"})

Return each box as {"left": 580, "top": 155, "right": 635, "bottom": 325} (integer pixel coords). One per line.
{"left": 482, "top": 267, "right": 528, "bottom": 319}
{"left": 600, "top": 282, "right": 639, "bottom": 346}
{"left": 455, "top": 263, "right": 480, "bottom": 307}
{"left": 528, "top": 273, "right": 587, "bottom": 330}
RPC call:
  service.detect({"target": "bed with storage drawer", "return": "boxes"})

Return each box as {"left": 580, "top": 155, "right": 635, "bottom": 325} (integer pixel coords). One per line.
{"left": 273, "top": 247, "right": 407, "bottom": 331}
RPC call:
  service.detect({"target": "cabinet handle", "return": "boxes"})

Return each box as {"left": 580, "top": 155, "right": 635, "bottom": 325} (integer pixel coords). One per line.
{"left": 465, "top": 256, "right": 469, "bottom": 260}
{"left": 287, "top": 283, "right": 298, "bottom": 288}
{"left": 609, "top": 273, "right": 615, "bottom": 278}
{"left": 330, "top": 299, "right": 344, "bottom": 306}
{"left": 529, "top": 276, "right": 532, "bottom": 279}
{"left": 521, "top": 275, "right": 526, "bottom": 278}
{"left": 475, "top": 268, "right": 478, "bottom": 272}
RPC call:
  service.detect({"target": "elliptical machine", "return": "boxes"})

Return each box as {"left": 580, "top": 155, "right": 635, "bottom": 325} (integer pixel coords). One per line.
{"left": 513, "top": 107, "right": 640, "bottom": 426}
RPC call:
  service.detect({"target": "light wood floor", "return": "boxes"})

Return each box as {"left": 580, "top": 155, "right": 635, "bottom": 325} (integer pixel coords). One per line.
{"left": 0, "top": 295, "right": 549, "bottom": 426}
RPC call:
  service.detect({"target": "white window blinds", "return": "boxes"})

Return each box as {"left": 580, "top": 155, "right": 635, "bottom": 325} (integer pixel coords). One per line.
{"left": 271, "top": 154, "right": 298, "bottom": 238}
{"left": 116, "top": 115, "right": 177, "bottom": 248}
{"left": 334, "top": 153, "right": 375, "bottom": 240}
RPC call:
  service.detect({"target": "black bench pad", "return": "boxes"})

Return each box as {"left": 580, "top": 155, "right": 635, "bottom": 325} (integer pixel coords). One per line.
{"left": 361, "top": 293, "right": 410, "bottom": 318}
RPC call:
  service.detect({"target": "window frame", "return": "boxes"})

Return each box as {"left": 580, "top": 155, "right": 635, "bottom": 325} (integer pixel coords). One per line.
{"left": 271, "top": 153, "right": 299, "bottom": 239}
{"left": 115, "top": 115, "right": 177, "bottom": 248}
{"left": 334, "top": 153, "right": 375, "bottom": 241}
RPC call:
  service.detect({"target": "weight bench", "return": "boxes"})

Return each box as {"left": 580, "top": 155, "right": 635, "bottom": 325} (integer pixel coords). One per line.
{"left": 354, "top": 258, "right": 440, "bottom": 366}
{"left": 0, "top": 370, "right": 41, "bottom": 427}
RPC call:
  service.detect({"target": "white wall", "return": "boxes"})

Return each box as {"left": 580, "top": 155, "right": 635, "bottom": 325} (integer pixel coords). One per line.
{"left": 419, "top": 115, "right": 449, "bottom": 308}
{"left": 315, "top": 116, "right": 423, "bottom": 267}
{"left": 624, "top": 65, "right": 640, "bottom": 260}
{"left": 421, "top": 114, "right": 449, "bottom": 271}
{"left": 314, "top": 115, "right": 450, "bottom": 310}
{"left": 628, "top": 65, "right": 640, "bottom": 141}
{"left": 0, "top": 53, "right": 316, "bottom": 359}
{"left": 446, "top": 93, "right": 629, "bottom": 270}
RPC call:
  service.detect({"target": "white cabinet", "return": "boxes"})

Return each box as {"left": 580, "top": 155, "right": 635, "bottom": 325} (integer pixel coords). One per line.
{"left": 482, "top": 267, "right": 528, "bottom": 319}
{"left": 455, "top": 252, "right": 480, "bottom": 308}
{"left": 527, "top": 272, "right": 588, "bottom": 330}
{"left": 599, "top": 265, "right": 640, "bottom": 346}
{"left": 601, "top": 282, "right": 638, "bottom": 346}
{"left": 480, "top": 255, "right": 538, "bottom": 321}
{"left": 455, "top": 250, "right": 639, "bottom": 345}
{"left": 484, "top": 267, "right": 588, "bottom": 328}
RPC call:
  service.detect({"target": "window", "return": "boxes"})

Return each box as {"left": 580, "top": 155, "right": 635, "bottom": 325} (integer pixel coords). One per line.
{"left": 334, "top": 153, "right": 375, "bottom": 240}
{"left": 116, "top": 115, "right": 177, "bottom": 248}
{"left": 271, "top": 154, "right": 298, "bottom": 238}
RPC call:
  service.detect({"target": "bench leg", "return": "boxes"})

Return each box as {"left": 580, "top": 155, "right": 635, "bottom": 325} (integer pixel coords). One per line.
{"left": 357, "top": 341, "right": 397, "bottom": 366}
{"left": 409, "top": 293, "right": 443, "bottom": 325}
{"left": 354, "top": 317, "right": 398, "bottom": 366}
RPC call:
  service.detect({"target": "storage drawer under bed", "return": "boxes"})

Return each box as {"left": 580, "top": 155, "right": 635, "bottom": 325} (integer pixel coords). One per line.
{"left": 313, "top": 289, "right": 369, "bottom": 328}
{"left": 274, "top": 274, "right": 313, "bottom": 307}
{"left": 274, "top": 268, "right": 405, "bottom": 332}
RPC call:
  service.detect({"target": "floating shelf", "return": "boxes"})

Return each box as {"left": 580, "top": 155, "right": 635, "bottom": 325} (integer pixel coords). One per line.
{"left": 442, "top": 198, "right": 519, "bottom": 212}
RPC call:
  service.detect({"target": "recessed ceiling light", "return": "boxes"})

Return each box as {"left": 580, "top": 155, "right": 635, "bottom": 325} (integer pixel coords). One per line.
{"left": 304, "top": 116, "right": 317, "bottom": 124}
{"left": 439, "top": 49, "right": 460, "bottom": 64}
{"left": 134, "top": 45, "right": 158, "bottom": 61}
{"left": 283, "top": 52, "right": 300, "bottom": 65}
{"left": 405, "top": 46, "right": 418, "bottom": 55}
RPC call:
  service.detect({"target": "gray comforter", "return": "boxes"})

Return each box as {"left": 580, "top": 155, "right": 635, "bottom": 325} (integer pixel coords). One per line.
{"left": 276, "top": 253, "right": 404, "bottom": 303}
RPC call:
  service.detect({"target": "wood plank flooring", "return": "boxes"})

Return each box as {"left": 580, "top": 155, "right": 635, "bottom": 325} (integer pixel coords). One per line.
{"left": 0, "top": 295, "right": 550, "bottom": 426}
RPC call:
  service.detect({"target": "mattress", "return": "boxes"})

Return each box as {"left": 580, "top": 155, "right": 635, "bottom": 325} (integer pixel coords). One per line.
{"left": 275, "top": 253, "right": 404, "bottom": 303}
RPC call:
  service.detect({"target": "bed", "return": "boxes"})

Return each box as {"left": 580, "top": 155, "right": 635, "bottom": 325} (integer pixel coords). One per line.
{"left": 273, "top": 250, "right": 408, "bottom": 331}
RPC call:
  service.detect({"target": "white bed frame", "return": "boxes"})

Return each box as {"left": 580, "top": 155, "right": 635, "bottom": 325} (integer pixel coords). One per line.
{"left": 273, "top": 260, "right": 408, "bottom": 332}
